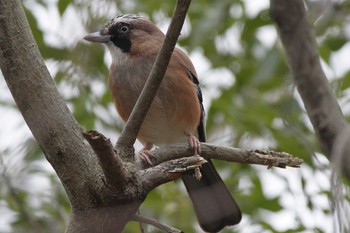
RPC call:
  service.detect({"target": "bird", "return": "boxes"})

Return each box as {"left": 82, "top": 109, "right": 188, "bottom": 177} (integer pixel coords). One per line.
{"left": 84, "top": 14, "right": 241, "bottom": 232}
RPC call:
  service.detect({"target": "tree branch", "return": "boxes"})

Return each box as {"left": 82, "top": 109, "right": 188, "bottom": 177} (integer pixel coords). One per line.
{"left": 270, "top": 0, "right": 350, "bottom": 181}
{"left": 270, "top": 0, "right": 348, "bottom": 156}
{"left": 140, "top": 155, "right": 207, "bottom": 192}
{"left": 0, "top": 0, "right": 104, "bottom": 209}
{"left": 116, "top": 0, "right": 192, "bottom": 162}
{"left": 135, "top": 143, "right": 303, "bottom": 170}
{"left": 83, "top": 130, "right": 127, "bottom": 189}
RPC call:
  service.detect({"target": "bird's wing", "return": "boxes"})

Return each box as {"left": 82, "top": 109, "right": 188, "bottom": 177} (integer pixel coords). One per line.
{"left": 188, "top": 70, "right": 206, "bottom": 142}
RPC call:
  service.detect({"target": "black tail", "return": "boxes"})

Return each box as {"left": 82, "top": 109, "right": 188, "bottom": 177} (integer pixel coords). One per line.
{"left": 182, "top": 160, "right": 241, "bottom": 232}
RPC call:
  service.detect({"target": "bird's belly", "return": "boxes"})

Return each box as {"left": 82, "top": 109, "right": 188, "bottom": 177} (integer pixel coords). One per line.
{"left": 138, "top": 115, "right": 189, "bottom": 145}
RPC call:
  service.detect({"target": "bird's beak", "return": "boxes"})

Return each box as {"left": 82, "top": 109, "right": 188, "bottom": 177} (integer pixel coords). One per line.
{"left": 84, "top": 31, "right": 111, "bottom": 43}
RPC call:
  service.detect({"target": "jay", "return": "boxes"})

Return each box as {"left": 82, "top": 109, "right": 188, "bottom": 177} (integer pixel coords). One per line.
{"left": 84, "top": 14, "right": 241, "bottom": 232}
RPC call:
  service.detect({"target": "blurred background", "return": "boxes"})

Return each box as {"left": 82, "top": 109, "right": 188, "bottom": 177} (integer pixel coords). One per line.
{"left": 1, "top": 0, "right": 350, "bottom": 232}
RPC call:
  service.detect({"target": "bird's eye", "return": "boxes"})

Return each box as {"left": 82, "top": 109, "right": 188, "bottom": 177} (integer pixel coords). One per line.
{"left": 120, "top": 25, "right": 129, "bottom": 33}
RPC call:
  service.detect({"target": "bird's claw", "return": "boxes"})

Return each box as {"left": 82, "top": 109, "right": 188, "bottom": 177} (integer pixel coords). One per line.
{"left": 139, "top": 149, "right": 156, "bottom": 166}
{"left": 187, "top": 133, "right": 201, "bottom": 155}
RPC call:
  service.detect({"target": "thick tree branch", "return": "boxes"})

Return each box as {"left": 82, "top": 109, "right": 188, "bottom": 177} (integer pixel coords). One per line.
{"left": 116, "top": 0, "right": 191, "bottom": 162}
{"left": 270, "top": 0, "right": 350, "bottom": 180}
{"left": 0, "top": 0, "right": 104, "bottom": 209}
{"left": 270, "top": 0, "right": 348, "bottom": 155}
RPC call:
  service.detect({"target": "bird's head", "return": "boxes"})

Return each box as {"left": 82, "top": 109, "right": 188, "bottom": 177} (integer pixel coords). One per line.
{"left": 84, "top": 14, "right": 164, "bottom": 63}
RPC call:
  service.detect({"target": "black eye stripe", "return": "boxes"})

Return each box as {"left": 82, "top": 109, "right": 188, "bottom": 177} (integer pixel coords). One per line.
{"left": 106, "top": 22, "right": 133, "bottom": 53}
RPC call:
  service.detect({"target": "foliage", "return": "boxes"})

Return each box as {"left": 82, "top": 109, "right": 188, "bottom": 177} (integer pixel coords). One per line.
{"left": 1, "top": 0, "right": 350, "bottom": 232}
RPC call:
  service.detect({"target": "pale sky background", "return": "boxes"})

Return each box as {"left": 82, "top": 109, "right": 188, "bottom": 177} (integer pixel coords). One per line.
{"left": 1, "top": 0, "right": 350, "bottom": 232}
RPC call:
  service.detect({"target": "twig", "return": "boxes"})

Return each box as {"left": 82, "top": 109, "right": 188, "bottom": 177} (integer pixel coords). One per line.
{"left": 136, "top": 209, "right": 145, "bottom": 233}
{"left": 83, "top": 130, "right": 127, "bottom": 189}
{"left": 131, "top": 214, "right": 183, "bottom": 233}
{"left": 140, "top": 155, "right": 207, "bottom": 192}
{"left": 134, "top": 143, "right": 303, "bottom": 170}
{"left": 115, "top": 0, "right": 192, "bottom": 162}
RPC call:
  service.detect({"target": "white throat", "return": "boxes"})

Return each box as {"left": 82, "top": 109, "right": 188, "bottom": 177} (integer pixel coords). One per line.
{"left": 106, "top": 42, "right": 130, "bottom": 67}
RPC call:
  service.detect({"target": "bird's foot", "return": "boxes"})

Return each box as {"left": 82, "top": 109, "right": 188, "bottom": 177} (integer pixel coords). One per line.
{"left": 187, "top": 133, "right": 201, "bottom": 155}
{"left": 139, "top": 149, "right": 156, "bottom": 166}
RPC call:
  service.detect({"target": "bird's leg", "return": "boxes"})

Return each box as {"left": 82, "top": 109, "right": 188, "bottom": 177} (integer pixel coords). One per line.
{"left": 186, "top": 132, "right": 201, "bottom": 155}
{"left": 139, "top": 142, "right": 156, "bottom": 166}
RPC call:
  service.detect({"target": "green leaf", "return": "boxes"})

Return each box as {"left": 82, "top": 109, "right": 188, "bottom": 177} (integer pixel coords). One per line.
{"left": 338, "top": 71, "right": 350, "bottom": 91}
{"left": 58, "top": 0, "right": 71, "bottom": 16}
{"left": 325, "top": 37, "right": 347, "bottom": 51}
